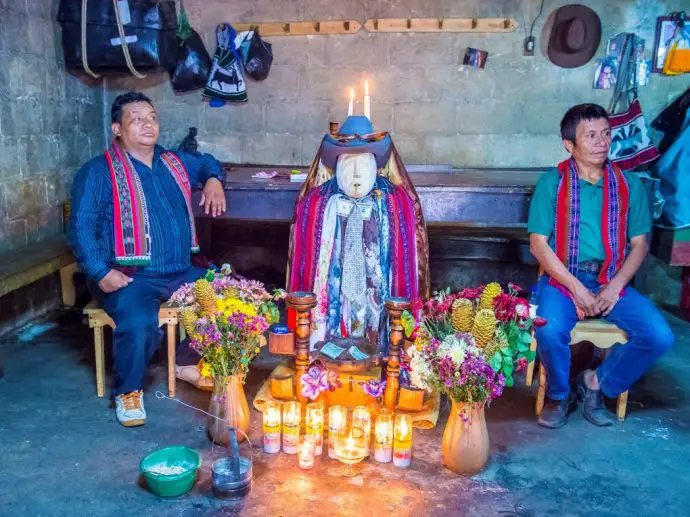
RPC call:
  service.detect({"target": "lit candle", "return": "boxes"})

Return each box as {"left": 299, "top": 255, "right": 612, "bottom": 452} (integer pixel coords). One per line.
{"left": 328, "top": 405, "right": 347, "bottom": 459}
{"left": 348, "top": 87, "right": 355, "bottom": 116}
{"left": 393, "top": 414, "right": 412, "bottom": 468}
{"left": 352, "top": 406, "right": 372, "bottom": 448}
{"left": 298, "top": 435, "right": 316, "bottom": 469}
{"left": 262, "top": 401, "right": 281, "bottom": 454}
{"left": 374, "top": 409, "right": 394, "bottom": 463}
{"left": 282, "top": 401, "right": 301, "bottom": 455}
{"left": 363, "top": 79, "right": 371, "bottom": 120}
{"left": 306, "top": 402, "right": 325, "bottom": 456}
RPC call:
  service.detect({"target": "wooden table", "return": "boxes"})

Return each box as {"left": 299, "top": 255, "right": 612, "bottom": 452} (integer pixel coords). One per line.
{"left": 652, "top": 228, "right": 690, "bottom": 318}
{"left": 192, "top": 165, "right": 548, "bottom": 254}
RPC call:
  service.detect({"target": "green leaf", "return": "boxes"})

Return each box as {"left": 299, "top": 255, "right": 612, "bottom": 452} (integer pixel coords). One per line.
{"left": 501, "top": 362, "right": 513, "bottom": 376}
{"left": 523, "top": 350, "right": 536, "bottom": 362}
{"left": 503, "top": 355, "right": 512, "bottom": 366}
{"left": 504, "top": 372, "right": 514, "bottom": 387}
{"left": 517, "top": 341, "right": 529, "bottom": 353}
{"left": 501, "top": 347, "right": 514, "bottom": 358}
{"left": 489, "top": 352, "right": 502, "bottom": 372}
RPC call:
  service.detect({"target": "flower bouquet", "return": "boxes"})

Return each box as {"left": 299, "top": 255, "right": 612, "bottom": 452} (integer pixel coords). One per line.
{"left": 403, "top": 282, "right": 545, "bottom": 387}
{"left": 170, "top": 267, "right": 286, "bottom": 444}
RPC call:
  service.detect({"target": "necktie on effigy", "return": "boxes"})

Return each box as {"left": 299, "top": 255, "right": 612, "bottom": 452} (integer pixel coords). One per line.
{"left": 341, "top": 201, "right": 368, "bottom": 302}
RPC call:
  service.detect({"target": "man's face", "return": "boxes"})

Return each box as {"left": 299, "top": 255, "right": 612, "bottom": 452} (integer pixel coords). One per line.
{"left": 336, "top": 153, "right": 377, "bottom": 199}
{"left": 112, "top": 101, "right": 160, "bottom": 149}
{"left": 564, "top": 117, "right": 611, "bottom": 167}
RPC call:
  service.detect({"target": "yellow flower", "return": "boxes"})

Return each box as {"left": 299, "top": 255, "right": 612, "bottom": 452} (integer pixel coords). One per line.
{"left": 200, "top": 362, "right": 212, "bottom": 377}
{"left": 254, "top": 347, "right": 260, "bottom": 354}
{"left": 217, "top": 297, "right": 257, "bottom": 318}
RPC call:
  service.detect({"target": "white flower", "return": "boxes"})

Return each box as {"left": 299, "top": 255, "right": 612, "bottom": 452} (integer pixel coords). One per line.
{"left": 529, "top": 304, "right": 538, "bottom": 319}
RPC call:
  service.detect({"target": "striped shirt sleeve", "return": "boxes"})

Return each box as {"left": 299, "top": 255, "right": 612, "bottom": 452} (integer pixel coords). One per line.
{"left": 176, "top": 151, "right": 225, "bottom": 187}
{"left": 68, "top": 160, "right": 112, "bottom": 282}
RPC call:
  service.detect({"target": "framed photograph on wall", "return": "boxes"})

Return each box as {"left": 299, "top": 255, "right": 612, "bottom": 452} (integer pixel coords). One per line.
{"left": 652, "top": 16, "right": 678, "bottom": 73}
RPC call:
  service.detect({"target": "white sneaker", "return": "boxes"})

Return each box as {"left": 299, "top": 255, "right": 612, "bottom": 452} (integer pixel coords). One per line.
{"left": 115, "top": 390, "right": 146, "bottom": 427}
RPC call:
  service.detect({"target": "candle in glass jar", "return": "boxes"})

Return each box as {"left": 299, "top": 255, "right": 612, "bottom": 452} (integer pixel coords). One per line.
{"left": 282, "top": 401, "right": 301, "bottom": 455}
{"left": 298, "top": 435, "right": 316, "bottom": 469}
{"left": 353, "top": 406, "right": 372, "bottom": 447}
{"left": 393, "top": 413, "right": 412, "bottom": 468}
{"left": 263, "top": 401, "right": 281, "bottom": 454}
{"left": 328, "top": 405, "right": 347, "bottom": 459}
{"left": 374, "top": 409, "right": 394, "bottom": 463}
{"left": 306, "top": 402, "right": 325, "bottom": 456}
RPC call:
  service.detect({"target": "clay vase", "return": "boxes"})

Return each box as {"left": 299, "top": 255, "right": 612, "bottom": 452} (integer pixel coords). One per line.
{"left": 441, "top": 401, "right": 489, "bottom": 475}
{"left": 207, "top": 375, "right": 250, "bottom": 445}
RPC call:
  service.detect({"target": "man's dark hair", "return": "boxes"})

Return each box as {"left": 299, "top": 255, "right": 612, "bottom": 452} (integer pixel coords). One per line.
{"left": 560, "top": 103, "right": 609, "bottom": 143}
{"left": 111, "top": 92, "right": 154, "bottom": 124}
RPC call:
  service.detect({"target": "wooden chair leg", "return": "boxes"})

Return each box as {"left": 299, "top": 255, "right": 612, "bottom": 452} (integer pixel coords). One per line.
{"left": 167, "top": 323, "right": 176, "bottom": 398}
{"left": 525, "top": 332, "right": 538, "bottom": 386}
{"left": 617, "top": 390, "right": 628, "bottom": 421}
{"left": 59, "top": 263, "right": 78, "bottom": 307}
{"left": 94, "top": 325, "right": 106, "bottom": 398}
{"left": 535, "top": 363, "right": 547, "bottom": 416}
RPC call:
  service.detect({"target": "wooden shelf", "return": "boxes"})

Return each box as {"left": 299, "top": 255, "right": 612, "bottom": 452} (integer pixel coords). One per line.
{"left": 233, "top": 17, "right": 519, "bottom": 36}
{"left": 233, "top": 20, "right": 362, "bottom": 36}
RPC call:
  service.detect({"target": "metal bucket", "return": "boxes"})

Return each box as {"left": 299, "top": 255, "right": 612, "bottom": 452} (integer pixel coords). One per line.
{"left": 211, "top": 426, "right": 253, "bottom": 500}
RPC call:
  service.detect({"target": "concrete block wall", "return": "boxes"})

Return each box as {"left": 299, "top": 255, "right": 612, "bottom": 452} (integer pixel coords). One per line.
{"left": 105, "top": 0, "right": 689, "bottom": 168}
{"left": 0, "top": 0, "right": 104, "bottom": 254}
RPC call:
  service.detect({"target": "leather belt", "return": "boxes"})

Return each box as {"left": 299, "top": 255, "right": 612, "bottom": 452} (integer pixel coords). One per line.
{"left": 577, "top": 261, "right": 602, "bottom": 274}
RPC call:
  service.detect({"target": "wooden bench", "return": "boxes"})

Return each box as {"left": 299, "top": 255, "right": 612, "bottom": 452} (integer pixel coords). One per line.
{"left": 83, "top": 301, "right": 181, "bottom": 398}
{"left": 0, "top": 234, "right": 77, "bottom": 305}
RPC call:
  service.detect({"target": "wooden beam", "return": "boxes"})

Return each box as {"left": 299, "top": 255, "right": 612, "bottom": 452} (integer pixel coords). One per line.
{"left": 363, "top": 17, "right": 519, "bottom": 33}
{"left": 233, "top": 20, "right": 362, "bottom": 36}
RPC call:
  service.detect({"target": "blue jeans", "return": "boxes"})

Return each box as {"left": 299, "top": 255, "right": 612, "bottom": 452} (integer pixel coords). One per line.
{"left": 534, "top": 271, "right": 674, "bottom": 400}
{"left": 88, "top": 267, "right": 207, "bottom": 395}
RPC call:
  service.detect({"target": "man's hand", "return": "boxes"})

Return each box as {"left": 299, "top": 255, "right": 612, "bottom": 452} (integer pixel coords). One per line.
{"left": 596, "top": 279, "right": 624, "bottom": 316}
{"left": 571, "top": 281, "right": 600, "bottom": 317}
{"left": 200, "top": 177, "right": 226, "bottom": 217}
{"left": 98, "top": 269, "right": 133, "bottom": 293}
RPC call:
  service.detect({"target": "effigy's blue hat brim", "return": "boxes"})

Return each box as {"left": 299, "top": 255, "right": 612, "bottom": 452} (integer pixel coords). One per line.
{"left": 320, "top": 132, "right": 392, "bottom": 169}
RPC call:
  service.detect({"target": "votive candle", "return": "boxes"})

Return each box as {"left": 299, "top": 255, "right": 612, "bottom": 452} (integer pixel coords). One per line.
{"left": 348, "top": 88, "right": 355, "bottom": 116}
{"left": 306, "top": 402, "right": 325, "bottom": 456}
{"left": 374, "top": 409, "right": 394, "bottom": 463}
{"left": 328, "top": 405, "right": 347, "bottom": 459}
{"left": 298, "top": 435, "right": 316, "bottom": 469}
{"left": 353, "top": 406, "right": 372, "bottom": 448}
{"left": 363, "top": 79, "right": 371, "bottom": 119}
{"left": 282, "top": 401, "right": 301, "bottom": 455}
{"left": 263, "top": 401, "right": 281, "bottom": 454}
{"left": 393, "top": 413, "right": 412, "bottom": 468}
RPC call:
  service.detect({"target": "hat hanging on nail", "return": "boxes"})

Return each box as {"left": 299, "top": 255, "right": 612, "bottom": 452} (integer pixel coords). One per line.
{"left": 541, "top": 4, "right": 602, "bottom": 69}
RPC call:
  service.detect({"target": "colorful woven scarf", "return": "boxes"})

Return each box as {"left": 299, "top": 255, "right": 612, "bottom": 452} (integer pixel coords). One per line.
{"left": 104, "top": 141, "right": 199, "bottom": 266}
{"left": 554, "top": 158, "right": 629, "bottom": 285}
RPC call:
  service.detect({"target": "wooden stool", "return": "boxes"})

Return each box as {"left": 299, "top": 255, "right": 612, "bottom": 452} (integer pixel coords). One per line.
{"left": 525, "top": 319, "right": 630, "bottom": 421}
{"left": 83, "top": 301, "right": 181, "bottom": 398}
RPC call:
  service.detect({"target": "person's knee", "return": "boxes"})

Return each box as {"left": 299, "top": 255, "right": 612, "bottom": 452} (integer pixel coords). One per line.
{"left": 535, "top": 317, "right": 571, "bottom": 350}
{"left": 647, "top": 322, "right": 674, "bottom": 356}
{"left": 114, "top": 310, "right": 159, "bottom": 339}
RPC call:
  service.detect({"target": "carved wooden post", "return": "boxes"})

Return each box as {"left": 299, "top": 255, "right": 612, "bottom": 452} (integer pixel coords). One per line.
{"left": 384, "top": 297, "right": 411, "bottom": 412}
{"left": 286, "top": 291, "right": 317, "bottom": 406}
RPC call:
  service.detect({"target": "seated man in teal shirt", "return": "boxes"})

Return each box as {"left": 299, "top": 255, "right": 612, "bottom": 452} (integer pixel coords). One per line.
{"left": 528, "top": 104, "right": 674, "bottom": 429}
{"left": 69, "top": 92, "right": 226, "bottom": 427}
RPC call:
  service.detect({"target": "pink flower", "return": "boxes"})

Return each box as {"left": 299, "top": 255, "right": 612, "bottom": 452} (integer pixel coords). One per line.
{"left": 516, "top": 357, "right": 528, "bottom": 372}
{"left": 533, "top": 317, "right": 548, "bottom": 328}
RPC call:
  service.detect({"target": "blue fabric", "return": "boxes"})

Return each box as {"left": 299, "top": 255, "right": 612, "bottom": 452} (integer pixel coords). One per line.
{"left": 320, "top": 116, "right": 392, "bottom": 169}
{"left": 69, "top": 145, "right": 224, "bottom": 282}
{"left": 88, "top": 267, "right": 207, "bottom": 395}
{"left": 657, "top": 109, "right": 690, "bottom": 228}
{"left": 534, "top": 271, "right": 674, "bottom": 400}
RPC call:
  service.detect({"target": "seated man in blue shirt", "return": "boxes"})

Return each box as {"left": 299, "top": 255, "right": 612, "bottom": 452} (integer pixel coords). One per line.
{"left": 69, "top": 92, "right": 226, "bottom": 427}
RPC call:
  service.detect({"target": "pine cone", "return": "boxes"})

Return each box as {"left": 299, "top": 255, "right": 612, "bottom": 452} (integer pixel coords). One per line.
{"left": 181, "top": 308, "right": 198, "bottom": 335}
{"left": 483, "top": 337, "right": 503, "bottom": 360}
{"left": 479, "top": 282, "right": 502, "bottom": 310}
{"left": 472, "top": 309, "right": 497, "bottom": 348}
{"left": 195, "top": 279, "right": 217, "bottom": 317}
{"left": 451, "top": 298, "right": 474, "bottom": 332}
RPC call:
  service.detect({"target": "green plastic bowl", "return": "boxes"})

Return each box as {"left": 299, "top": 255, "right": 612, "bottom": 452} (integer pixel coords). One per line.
{"left": 140, "top": 446, "right": 201, "bottom": 497}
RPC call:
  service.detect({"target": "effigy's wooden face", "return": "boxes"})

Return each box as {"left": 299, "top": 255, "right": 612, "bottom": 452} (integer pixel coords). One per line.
{"left": 336, "top": 153, "right": 377, "bottom": 199}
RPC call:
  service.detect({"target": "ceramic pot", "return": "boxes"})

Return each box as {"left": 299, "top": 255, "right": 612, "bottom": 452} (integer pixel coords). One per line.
{"left": 441, "top": 401, "right": 489, "bottom": 475}
{"left": 208, "top": 375, "right": 250, "bottom": 445}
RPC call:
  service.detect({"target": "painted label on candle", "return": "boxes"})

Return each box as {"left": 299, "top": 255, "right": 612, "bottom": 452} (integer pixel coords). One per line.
{"left": 308, "top": 427, "right": 323, "bottom": 456}
{"left": 298, "top": 454, "right": 314, "bottom": 469}
{"left": 264, "top": 428, "right": 281, "bottom": 454}
{"left": 374, "top": 445, "right": 393, "bottom": 463}
{"left": 393, "top": 444, "right": 412, "bottom": 468}
{"left": 283, "top": 426, "right": 299, "bottom": 454}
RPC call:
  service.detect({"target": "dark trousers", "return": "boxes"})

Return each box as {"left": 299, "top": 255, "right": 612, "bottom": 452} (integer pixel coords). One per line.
{"left": 88, "top": 267, "right": 206, "bottom": 395}
{"left": 534, "top": 271, "right": 674, "bottom": 400}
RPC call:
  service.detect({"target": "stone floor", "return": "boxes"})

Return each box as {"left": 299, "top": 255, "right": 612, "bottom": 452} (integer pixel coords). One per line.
{"left": 0, "top": 308, "right": 689, "bottom": 517}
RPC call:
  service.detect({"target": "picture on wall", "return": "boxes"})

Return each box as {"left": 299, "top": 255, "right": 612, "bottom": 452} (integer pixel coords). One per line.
{"left": 653, "top": 16, "right": 678, "bottom": 72}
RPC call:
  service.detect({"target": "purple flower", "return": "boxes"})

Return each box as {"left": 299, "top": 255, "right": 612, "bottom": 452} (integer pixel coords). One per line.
{"left": 360, "top": 379, "right": 386, "bottom": 399}
{"left": 300, "top": 365, "right": 329, "bottom": 400}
